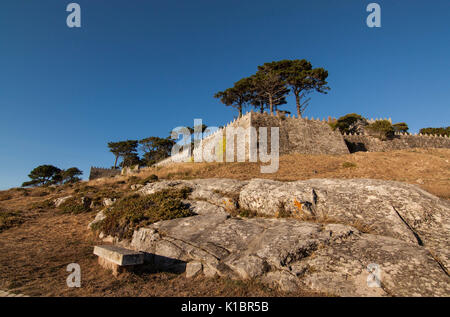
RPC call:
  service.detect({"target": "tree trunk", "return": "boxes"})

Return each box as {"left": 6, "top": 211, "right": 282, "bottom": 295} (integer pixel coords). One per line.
{"left": 295, "top": 93, "right": 301, "bottom": 117}
{"left": 114, "top": 155, "right": 119, "bottom": 169}
{"left": 238, "top": 106, "right": 242, "bottom": 118}
{"left": 269, "top": 95, "right": 273, "bottom": 115}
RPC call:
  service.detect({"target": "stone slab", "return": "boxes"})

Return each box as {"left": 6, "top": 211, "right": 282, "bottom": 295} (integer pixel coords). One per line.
{"left": 93, "top": 245, "right": 144, "bottom": 266}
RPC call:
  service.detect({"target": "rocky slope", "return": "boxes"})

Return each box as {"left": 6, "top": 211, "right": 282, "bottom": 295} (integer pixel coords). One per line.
{"left": 96, "top": 178, "right": 449, "bottom": 296}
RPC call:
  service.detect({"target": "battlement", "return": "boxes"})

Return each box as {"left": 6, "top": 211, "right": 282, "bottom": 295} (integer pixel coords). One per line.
{"left": 342, "top": 131, "right": 449, "bottom": 138}
{"left": 343, "top": 132, "right": 450, "bottom": 153}
{"left": 156, "top": 111, "right": 349, "bottom": 166}
{"left": 155, "top": 111, "right": 450, "bottom": 166}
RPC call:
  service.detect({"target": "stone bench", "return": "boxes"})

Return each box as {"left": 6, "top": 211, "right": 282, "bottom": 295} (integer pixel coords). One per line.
{"left": 93, "top": 245, "right": 144, "bottom": 276}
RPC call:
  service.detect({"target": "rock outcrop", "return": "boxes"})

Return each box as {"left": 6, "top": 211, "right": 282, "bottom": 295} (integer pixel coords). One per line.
{"left": 103, "top": 178, "right": 449, "bottom": 296}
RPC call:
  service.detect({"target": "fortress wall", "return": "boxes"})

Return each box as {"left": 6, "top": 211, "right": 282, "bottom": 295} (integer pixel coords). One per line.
{"left": 198, "top": 111, "right": 253, "bottom": 162}
{"left": 250, "top": 112, "right": 350, "bottom": 155}
{"left": 155, "top": 112, "right": 253, "bottom": 166}
{"left": 344, "top": 133, "right": 450, "bottom": 153}
{"left": 155, "top": 149, "right": 190, "bottom": 167}
{"left": 156, "top": 111, "right": 349, "bottom": 166}
{"left": 154, "top": 112, "right": 449, "bottom": 167}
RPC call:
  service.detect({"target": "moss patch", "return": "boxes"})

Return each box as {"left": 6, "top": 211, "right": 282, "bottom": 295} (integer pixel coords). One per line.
{"left": 96, "top": 187, "right": 194, "bottom": 240}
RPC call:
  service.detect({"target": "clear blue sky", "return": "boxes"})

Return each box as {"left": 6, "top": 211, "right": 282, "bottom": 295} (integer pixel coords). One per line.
{"left": 0, "top": 0, "right": 449, "bottom": 189}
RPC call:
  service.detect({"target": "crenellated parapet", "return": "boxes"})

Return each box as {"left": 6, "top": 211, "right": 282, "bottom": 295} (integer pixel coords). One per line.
{"left": 154, "top": 111, "right": 449, "bottom": 166}
{"left": 343, "top": 132, "right": 450, "bottom": 153}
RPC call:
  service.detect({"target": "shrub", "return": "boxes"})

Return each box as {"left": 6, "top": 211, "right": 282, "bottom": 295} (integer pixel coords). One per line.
{"left": 31, "top": 198, "right": 54, "bottom": 210}
{"left": 127, "top": 176, "right": 140, "bottom": 184}
{"left": 334, "top": 113, "right": 367, "bottom": 134}
{"left": 419, "top": 127, "right": 450, "bottom": 137}
{"left": 59, "top": 197, "right": 91, "bottom": 214}
{"left": 342, "top": 162, "right": 357, "bottom": 168}
{"left": 139, "top": 174, "right": 159, "bottom": 185}
{"left": 0, "top": 209, "right": 24, "bottom": 232}
{"left": 96, "top": 187, "right": 194, "bottom": 240}
{"left": 366, "top": 120, "right": 394, "bottom": 140}
{"left": 393, "top": 122, "right": 409, "bottom": 133}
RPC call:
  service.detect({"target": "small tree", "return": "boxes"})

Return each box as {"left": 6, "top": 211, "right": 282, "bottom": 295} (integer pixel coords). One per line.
{"left": 334, "top": 113, "right": 367, "bottom": 134}
{"left": 419, "top": 127, "right": 450, "bottom": 137}
{"left": 121, "top": 153, "right": 141, "bottom": 168}
{"left": 393, "top": 122, "right": 409, "bottom": 133}
{"left": 61, "top": 167, "right": 83, "bottom": 184}
{"left": 214, "top": 77, "right": 253, "bottom": 118}
{"left": 366, "top": 120, "right": 395, "bottom": 140}
{"left": 265, "top": 59, "right": 330, "bottom": 117}
{"left": 140, "top": 137, "right": 175, "bottom": 166}
{"left": 22, "top": 165, "right": 61, "bottom": 187}
{"left": 252, "top": 65, "right": 289, "bottom": 115}
{"left": 108, "top": 140, "right": 139, "bottom": 169}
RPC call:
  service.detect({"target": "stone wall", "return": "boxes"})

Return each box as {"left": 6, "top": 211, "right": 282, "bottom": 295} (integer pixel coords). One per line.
{"left": 154, "top": 112, "right": 450, "bottom": 167}
{"left": 196, "top": 111, "right": 253, "bottom": 162}
{"left": 250, "top": 112, "right": 349, "bottom": 155}
{"left": 344, "top": 132, "right": 450, "bottom": 153}
{"left": 156, "top": 111, "right": 349, "bottom": 166}
{"left": 89, "top": 167, "right": 121, "bottom": 180}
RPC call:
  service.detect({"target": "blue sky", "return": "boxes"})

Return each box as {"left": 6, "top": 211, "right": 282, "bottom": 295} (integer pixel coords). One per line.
{"left": 0, "top": 0, "right": 449, "bottom": 189}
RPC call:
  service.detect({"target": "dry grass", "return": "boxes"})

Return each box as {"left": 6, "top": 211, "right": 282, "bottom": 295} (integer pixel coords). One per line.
{"left": 138, "top": 148, "right": 450, "bottom": 199}
{"left": 0, "top": 148, "right": 448, "bottom": 297}
{"left": 0, "top": 209, "right": 320, "bottom": 297}
{"left": 0, "top": 180, "right": 320, "bottom": 297}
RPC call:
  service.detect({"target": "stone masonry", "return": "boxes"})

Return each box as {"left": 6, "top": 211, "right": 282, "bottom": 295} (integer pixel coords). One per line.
{"left": 156, "top": 111, "right": 349, "bottom": 166}
{"left": 344, "top": 132, "right": 450, "bottom": 153}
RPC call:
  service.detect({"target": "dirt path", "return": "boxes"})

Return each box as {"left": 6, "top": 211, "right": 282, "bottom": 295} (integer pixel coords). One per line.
{"left": 0, "top": 210, "right": 318, "bottom": 297}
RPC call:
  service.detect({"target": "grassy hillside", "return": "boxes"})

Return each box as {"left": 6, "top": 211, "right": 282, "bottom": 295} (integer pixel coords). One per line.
{"left": 0, "top": 148, "right": 448, "bottom": 296}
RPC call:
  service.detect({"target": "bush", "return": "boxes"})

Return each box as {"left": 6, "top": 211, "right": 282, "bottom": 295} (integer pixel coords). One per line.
{"left": 334, "top": 113, "right": 367, "bottom": 134}
{"left": 127, "top": 176, "right": 140, "bottom": 184}
{"left": 342, "top": 162, "right": 357, "bottom": 168}
{"left": 96, "top": 187, "right": 194, "bottom": 240}
{"left": 139, "top": 174, "right": 159, "bottom": 185}
{"left": 419, "top": 127, "right": 450, "bottom": 137}
{"left": 393, "top": 122, "right": 409, "bottom": 133}
{"left": 366, "top": 120, "right": 394, "bottom": 140}
{"left": 0, "top": 209, "right": 23, "bottom": 233}
{"left": 59, "top": 197, "right": 91, "bottom": 214}
{"left": 31, "top": 198, "right": 54, "bottom": 210}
